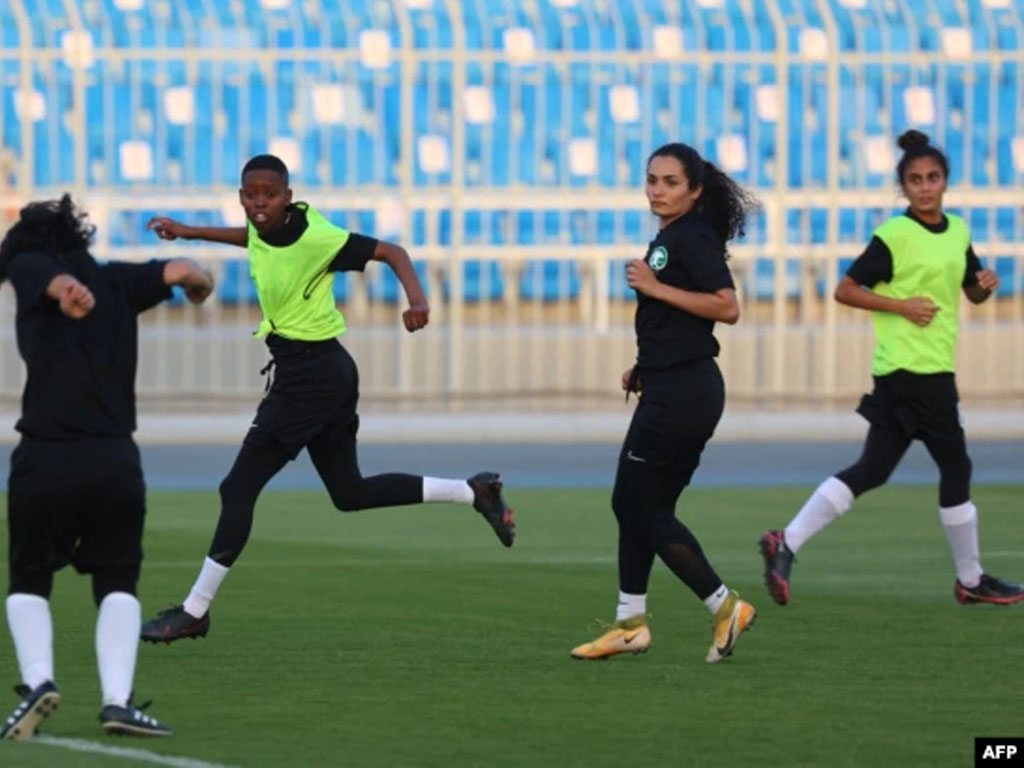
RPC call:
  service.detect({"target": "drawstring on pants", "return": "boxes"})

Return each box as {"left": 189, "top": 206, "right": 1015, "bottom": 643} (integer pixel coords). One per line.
{"left": 626, "top": 366, "right": 642, "bottom": 402}
{"left": 259, "top": 359, "right": 276, "bottom": 394}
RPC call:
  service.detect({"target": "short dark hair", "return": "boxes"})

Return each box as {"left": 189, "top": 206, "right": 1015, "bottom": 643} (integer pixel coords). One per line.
{"left": 241, "top": 154, "right": 289, "bottom": 185}
{"left": 895, "top": 129, "right": 949, "bottom": 184}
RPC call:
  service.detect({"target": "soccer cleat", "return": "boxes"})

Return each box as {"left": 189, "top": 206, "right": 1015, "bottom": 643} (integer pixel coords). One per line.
{"left": 140, "top": 605, "right": 210, "bottom": 644}
{"left": 1, "top": 681, "right": 60, "bottom": 741}
{"left": 100, "top": 699, "right": 173, "bottom": 737}
{"left": 955, "top": 574, "right": 1024, "bottom": 605}
{"left": 570, "top": 616, "right": 651, "bottom": 660}
{"left": 758, "top": 529, "right": 795, "bottom": 606}
{"left": 468, "top": 471, "right": 515, "bottom": 547}
{"left": 705, "top": 591, "right": 757, "bottom": 664}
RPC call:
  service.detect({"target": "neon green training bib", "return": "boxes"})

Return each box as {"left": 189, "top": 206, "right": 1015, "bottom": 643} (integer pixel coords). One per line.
{"left": 870, "top": 213, "right": 970, "bottom": 376}
{"left": 247, "top": 203, "right": 350, "bottom": 341}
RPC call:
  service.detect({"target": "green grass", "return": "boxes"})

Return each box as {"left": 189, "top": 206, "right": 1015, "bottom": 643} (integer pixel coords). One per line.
{"left": 1, "top": 485, "right": 1022, "bottom": 767}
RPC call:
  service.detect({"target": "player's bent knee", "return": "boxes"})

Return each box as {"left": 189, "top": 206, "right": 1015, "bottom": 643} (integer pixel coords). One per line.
{"left": 324, "top": 474, "right": 371, "bottom": 512}
{"left": 330, "top": 491, "right": 367, "bottom": 512}
{"left": 837, "top": 464, "right": 890, "bottom": 496}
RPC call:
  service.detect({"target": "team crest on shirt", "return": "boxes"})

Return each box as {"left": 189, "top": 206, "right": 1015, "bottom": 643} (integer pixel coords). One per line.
{"left": 648, "top": 246, "right": 669, "bottom": 272}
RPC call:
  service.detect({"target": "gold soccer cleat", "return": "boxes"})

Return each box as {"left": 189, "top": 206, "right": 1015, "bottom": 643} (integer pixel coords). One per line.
{"left": 570, "top": 616, "right": 651, "bottom": 660}
{"left": 705, "top": 591, "right": 756, "bottom": 664}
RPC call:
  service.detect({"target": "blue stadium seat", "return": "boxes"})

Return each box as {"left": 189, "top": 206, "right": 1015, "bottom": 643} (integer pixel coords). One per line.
{"left": 519, "top": 261, "right": 581, "bottom": 302}
{"left": 609, "top": 260, "right": 634, "bottom": 301}
{"left": 988, "top": 256, "right": 1018, "bottom": 298}
{"left": 332, "top": 273, "right": 350, "bottom": 303}
{"left": 442, "top": 261, "right": 504, "bottom": 303}
{"left": 816, "top": 257, "right": 856, "bottom": 298}
{"left": 166, "top": 285, "right": 186, "bottom": 307}
{"left": 219, "top": 260, "right": 259, "bottom": 305}
{"left": 366, "top": 261, "right": 430, "bottom": 303}
{"left": 750, "top": 259, "right": 801, "bottom": 300}
{"left": 995, "top": 207, "right": 1016, "bottom": 241}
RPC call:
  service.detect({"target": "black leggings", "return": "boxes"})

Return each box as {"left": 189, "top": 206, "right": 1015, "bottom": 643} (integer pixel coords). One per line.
{"left": 835, "top": 424, "right": 972, "bottom": 507}
{"left": 611, "top": 360, "right": 725, "bottom": 601}
{"left": 207, "top": 417, "right": 423, "bottom": 567}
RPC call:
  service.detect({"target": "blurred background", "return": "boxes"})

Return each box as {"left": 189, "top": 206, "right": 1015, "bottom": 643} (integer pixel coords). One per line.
{"left": 0, "top": 0, "right": 1022, "bottom": 444}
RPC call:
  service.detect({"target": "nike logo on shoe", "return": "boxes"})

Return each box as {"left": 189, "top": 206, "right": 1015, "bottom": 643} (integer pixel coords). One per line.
{"left": 706, "top": 595, "right": 757, "bottom": 664}
{"left": 715, "top": 620, "right": 737, "bottom": 658}
{"left": 626, "top": 451, "right": 646, "bottom": 463}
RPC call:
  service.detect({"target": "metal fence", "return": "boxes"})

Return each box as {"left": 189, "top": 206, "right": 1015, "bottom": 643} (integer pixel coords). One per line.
{"left": 1, "top": 0, "right": 1022, "bottom": 405}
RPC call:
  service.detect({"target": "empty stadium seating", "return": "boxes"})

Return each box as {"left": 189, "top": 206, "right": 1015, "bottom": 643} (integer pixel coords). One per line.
{"left": 1, "top": 0, "right": 1022, "bottom": 305}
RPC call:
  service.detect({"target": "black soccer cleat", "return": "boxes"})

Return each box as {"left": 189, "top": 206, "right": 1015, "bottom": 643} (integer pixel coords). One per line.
{"left": 140, "top": 605, "right": 210, "bottom": 644}
{"left": 100, "top": 699, "right": 173, "bottom": 737}
{"left": 955, "top": 574, "right": 1024, "bottom": 605}
{"left": 1, "top": 681, "right": 60, "bottom": 741}
{"left": 468, "top": 471, "right": 515, "bottom": 547}
{"left": 758, "top": 529, "right": 795, "bottom": 606}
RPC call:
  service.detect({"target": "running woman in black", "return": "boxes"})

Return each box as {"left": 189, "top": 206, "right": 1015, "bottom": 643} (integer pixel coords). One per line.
{"left": 140, "top": 155, "right": 515, "bottom": 644}
{"left": 0, "top": 195, "right": 213, "bottom": 739}
{"left": 570, "top": 143, "right": 759, "bottom": 663}
{"left": 759, "top": 130, "right": 1024, "bottom": 606}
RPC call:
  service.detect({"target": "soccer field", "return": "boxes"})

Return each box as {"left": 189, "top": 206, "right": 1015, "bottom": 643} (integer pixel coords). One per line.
{"left": 1, "top": 485, "right": 1021, "bottom": 767}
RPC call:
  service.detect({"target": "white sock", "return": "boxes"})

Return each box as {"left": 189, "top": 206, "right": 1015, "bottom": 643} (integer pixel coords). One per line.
{"left": 422, "top": 477, "right": 474, "bottom": 505}
{"left": 5, "top": 594, "right": 53, "bottom": 689}
{"left": 182, "top": 557, "right": 230, "bottom": 618}
{"left": 95, "top": 592, "right": 140, "bottom": 707}
{"left": 615, "top": 591, "right": 646, "bottom": 622}
{"left": 940, "top": 502, "right": 983, "bottom": 588}
{"left": 704, "top": 584, "right": 730, "bottom": 615}
{"left": 784, "top": 476, "right": 854, "bottom": 553}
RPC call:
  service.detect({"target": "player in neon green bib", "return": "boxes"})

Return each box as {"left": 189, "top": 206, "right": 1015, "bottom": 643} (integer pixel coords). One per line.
{"left": 759, "top": 130, "right": 1023, "bottom": 607}
{"left": 139, "top": 155, "right": 516, "bottom": 644}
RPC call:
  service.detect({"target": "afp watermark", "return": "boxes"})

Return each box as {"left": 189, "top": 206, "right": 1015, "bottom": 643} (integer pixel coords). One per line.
{"left": 976, "top": 738, "right": 1024, "bottom": 765}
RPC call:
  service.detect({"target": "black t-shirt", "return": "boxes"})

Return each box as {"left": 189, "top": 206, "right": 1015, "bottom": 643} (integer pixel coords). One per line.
{"left": 257, "top": 202, "right": 378, "bottom": 273}
{"left": 635, "top": 212, "right": 735, "bottom": 368}
{"left": 846, "top": 210, "right": 982, "bottom": 288}
{"left": 7, "top": 250, "right": 172, "bottom": 440}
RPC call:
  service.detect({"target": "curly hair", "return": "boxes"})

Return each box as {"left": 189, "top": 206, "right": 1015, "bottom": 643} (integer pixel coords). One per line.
{"left": 648, "top": 143, "right": 760, "bottom": 250}
{"left": 0, "top": 194, "right": 96, "bottom": 283}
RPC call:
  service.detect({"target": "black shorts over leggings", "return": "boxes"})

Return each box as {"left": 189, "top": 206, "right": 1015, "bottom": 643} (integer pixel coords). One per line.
{"left": 247, "top": 336, "right": 358, "bottom": 459}
{"left": 837, "top": 371, "right": 972, "bottom": 507}
{"left": 7, "top": 436, "right": 145, "bottom": 603}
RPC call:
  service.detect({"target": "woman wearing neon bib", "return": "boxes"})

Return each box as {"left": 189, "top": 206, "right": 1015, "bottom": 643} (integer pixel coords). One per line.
{"left": 139, "top": 155, "right": 515, "bottom": 644}
{"left": 759, "top": 130, "right": 1023, "bottom": 606}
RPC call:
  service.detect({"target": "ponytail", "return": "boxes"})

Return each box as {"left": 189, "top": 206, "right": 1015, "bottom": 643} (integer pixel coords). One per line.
{"left": 648, "top": 143, "right": 760, "bottom": 251}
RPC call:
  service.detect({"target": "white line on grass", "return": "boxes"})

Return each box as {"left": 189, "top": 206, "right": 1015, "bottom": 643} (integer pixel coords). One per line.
{"left": 34, "top": 735, "right": 238, "bottom": 768}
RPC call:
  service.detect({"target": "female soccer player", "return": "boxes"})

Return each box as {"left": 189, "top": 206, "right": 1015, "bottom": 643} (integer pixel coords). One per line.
{"left": 570, "top": 143, "right": 759, "bottom": 664}
{"left": 1, "top": 194, "right": 212, "bottom": 738}
{"left": 140, "top": 155, "right": 515, "bottom": 644}
{"left": 759, "top": 130, "right": 1023, "bottom": 606}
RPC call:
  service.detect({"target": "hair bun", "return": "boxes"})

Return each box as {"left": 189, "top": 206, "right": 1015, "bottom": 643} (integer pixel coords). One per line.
{"left": 897, "top": 129, "right": 930, "bottom": 151}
